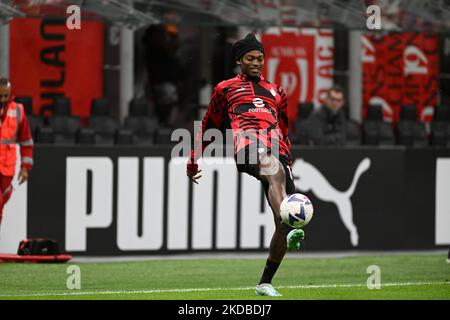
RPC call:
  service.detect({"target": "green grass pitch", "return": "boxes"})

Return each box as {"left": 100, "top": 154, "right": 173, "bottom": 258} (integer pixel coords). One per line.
{"left": 0, "top": 253, "right": 449, "bottom": 300}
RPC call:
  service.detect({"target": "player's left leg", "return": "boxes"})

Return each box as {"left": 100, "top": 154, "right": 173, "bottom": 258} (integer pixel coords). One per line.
{"left": 256, "top": 154, "right": 305, "bottom": 296}
{"left": 260, "top": 153, "right": 288, "bottom": 263}
{"left": 255, "top": 153, "right": 290, "bottom": 296}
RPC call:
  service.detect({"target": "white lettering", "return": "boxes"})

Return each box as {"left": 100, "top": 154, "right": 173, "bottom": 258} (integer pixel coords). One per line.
{"left": 65, "top": 158, "right": 113, "bottom": 251}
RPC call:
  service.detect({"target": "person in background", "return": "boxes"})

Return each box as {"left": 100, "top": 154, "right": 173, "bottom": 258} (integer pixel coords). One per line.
{"left": 0, "top": 77, "right": 34, "bottom": 228}
{"left": 308, "top": 85, "right": 348, "bottom": 146}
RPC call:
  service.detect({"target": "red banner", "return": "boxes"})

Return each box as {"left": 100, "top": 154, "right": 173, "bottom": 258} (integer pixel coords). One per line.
{"left": 9, "top": 18, "right": 104, "bottom": 119}
{"left": 362, "top": 32, "right": 439, "bottom": 123}
{"left": 262, "top": 28, "right": 334, "bottom": 126}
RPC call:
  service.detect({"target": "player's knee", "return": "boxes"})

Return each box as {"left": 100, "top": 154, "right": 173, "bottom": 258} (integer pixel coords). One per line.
{"left": 260, "top": 154, "right": 284, "bottom": 182}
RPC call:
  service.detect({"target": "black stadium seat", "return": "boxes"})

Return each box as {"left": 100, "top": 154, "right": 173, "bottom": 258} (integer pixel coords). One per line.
{"left": 293, "top": 103, "right": 314, "bottom": 145}
{"left": 47, "top": 97, "right": 82, "bottom": 144}
{"left": 129, "top": 98, "right": 150, "bottom": 116}
{"left": 35, "top": 127, "right": 55, "bottom": 144}
{"left": 91, "top": 98, "right": 109, "bottom": 116}
{"left": 89, "top": 117, "right": 121, "bottom": 145}
{"left": 345, "top": 119, "right": 361, "bottom": 146}
{"left": 124, "top": 117, "right": 158, "bottom": 145}
{"left": 88, "top": 99, "right": 121, "bottom": 145}
{"left": 77, "top": 128, "right": 96, "bottom": 145}
{"left": 430, "top": 105, "right": 449, "bottom": 147}
{"left": 115, "top": 129, "right": 134, "bottom": 145}
{"left": 363, "top": 104, "right": 395, "bottom": 145}
{"left": 366, "top": 103, "right": 383, "bottom": 121}
{"left": 155, "top": 128, "right": 177, "bottom": 145}
{"left": 124, "top": 98, "right": 158, "bottom": 145}
{"left": 396, "top": 104, "right": 428, "bottom": 147}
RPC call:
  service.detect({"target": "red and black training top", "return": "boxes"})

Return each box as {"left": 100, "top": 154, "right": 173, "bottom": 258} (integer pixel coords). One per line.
{"left": 192, "top": 73, "right": 291, "bottom": 164}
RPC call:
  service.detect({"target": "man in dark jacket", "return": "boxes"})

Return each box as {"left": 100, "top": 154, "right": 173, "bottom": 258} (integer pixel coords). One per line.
{"left": 308, "top": 85, "right": 348, "bottom": 146}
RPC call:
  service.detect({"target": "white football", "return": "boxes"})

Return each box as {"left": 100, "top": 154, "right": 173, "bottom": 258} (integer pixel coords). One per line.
{"left": 280, "top": 193, "right": 314, "bottom": 228}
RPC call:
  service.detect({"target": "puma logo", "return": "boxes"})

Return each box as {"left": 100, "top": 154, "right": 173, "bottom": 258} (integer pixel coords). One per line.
{"left": 292, "top": 158, "right": 371, "bottom": 247}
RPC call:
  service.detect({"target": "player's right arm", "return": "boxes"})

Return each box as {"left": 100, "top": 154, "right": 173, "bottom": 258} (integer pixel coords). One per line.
{"left": 187, "top": 86, "right": 226, "bottom": 184}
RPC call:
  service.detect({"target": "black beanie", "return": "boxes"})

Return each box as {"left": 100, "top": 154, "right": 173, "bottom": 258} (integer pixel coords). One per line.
{"left": 232, "top": 33, "right": 265, "bottom": 61}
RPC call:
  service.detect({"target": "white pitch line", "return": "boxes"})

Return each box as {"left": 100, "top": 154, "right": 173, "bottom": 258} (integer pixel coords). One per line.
{"left": 0, "top": 281, "right": 448, "bottom": 298}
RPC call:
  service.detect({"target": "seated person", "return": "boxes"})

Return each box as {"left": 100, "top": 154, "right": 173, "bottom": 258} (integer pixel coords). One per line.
{"left": 308, "top": 85, "right": 348, "bottom": 146}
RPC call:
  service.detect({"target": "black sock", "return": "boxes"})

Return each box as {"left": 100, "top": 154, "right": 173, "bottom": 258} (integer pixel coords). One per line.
{"left": 258, "top": 259, "right": 281, "bottom": 285}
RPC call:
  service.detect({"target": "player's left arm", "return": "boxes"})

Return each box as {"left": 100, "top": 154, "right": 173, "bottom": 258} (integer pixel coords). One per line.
{"left": 277, "top": 85, "right": 292, "bottom": 163}
{"left": 17, "top": 106, "right": 34, "bottom": 185}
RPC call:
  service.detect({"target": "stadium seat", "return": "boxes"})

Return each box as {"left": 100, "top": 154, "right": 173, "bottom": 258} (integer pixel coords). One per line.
{"left": 345, "top": 120, "right": 361, "bottom": 146}
{"left": 53, "top": 97, "right": 72, "bottom": 116}
{"left": 124, "top": 117, "right": 158, "bottom": 145}
{"left": 292, "top": 103, "right": 314, "bottom": 145}
{"left": 124, "top": 99, "right": 158, "bottom": 145}
{"left": 115, "top": 129, "right": 134, "bottom": 145}
{"left": 47, "top": 97, "right": 82, "bottom": 144}
{"left": 91, "top": 98, "right": 110, "bottom": 116}
{"left": 35, "top": 127, "right": 55, "bottom": 144}
{"left": 88, "top": 99, "right": 121, "bottom": 145}
{"left": 362, "top": 104, "right": 395, "bottom": 145}
{"left": 77, "top": 128, "right": 96, "bottom": 145}
{"left": 378, "top": 122, "right": 395, "bottom": 145}
{"left": 154, "top": 128, "right": 177, "bottom": 145}
{"left": 14, "top": 96, "right": 44, "bottom": 139}
{"left": 129, "top": 97, "right": 151, "bottom": 116}
{"left": 396, "top": 104, "right": 428, "bottom": 147}
{"left": 430, "top": 105, "right": 449, "bottom": 147}
{"left": 89, "top": 117, "right": 121, "bottom": 145}
{"left": 366, "top": 103, "right": 383, "bottom": 121}
{"left": 298, "top": 103, "right": 314, "bottom": 119}
{"left": 400, "top": 104, "right": 417, "bottom": 121}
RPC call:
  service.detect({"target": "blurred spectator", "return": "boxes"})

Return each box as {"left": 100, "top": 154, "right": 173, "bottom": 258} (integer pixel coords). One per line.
{"left": 143, "top": 24, "right": 184, "bottom": 127}
{"left": 308, "top": 85, "right": 349, "bottom": 146}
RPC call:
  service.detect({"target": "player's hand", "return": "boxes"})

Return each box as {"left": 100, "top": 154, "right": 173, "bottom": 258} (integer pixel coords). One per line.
{"left": 18, "top": 168, "right": 29, "bottom": 185}
{"left": 186, "top": 163, "right": 202, "bottom": 184}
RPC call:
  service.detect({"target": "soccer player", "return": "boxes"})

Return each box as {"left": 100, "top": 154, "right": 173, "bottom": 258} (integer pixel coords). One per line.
{"left": 186, "top": 33, "right": 304, "bottom": 297}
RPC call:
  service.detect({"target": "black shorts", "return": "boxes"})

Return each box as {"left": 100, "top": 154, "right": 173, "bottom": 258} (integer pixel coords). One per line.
{"left": 235, "top": 146, "right": 296, "bottom": 197}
